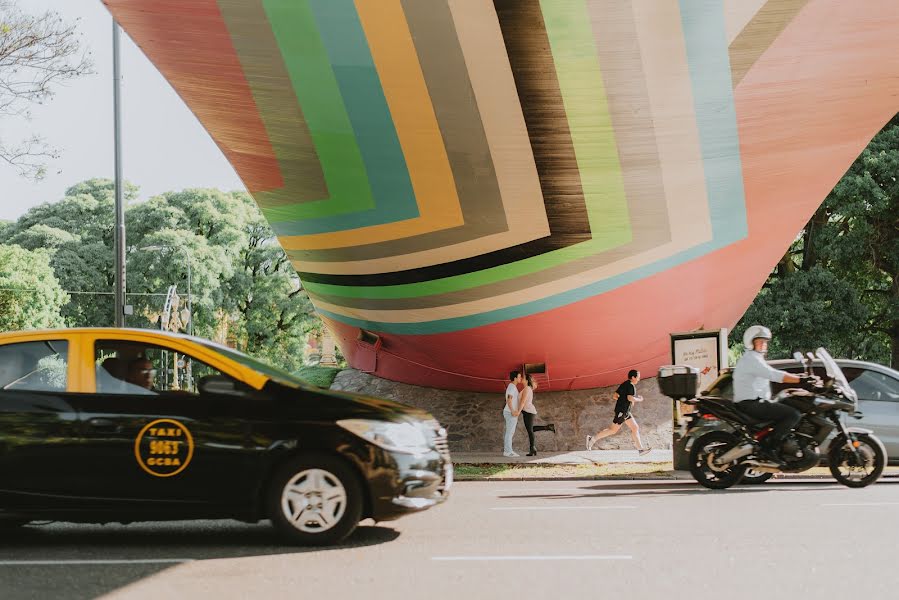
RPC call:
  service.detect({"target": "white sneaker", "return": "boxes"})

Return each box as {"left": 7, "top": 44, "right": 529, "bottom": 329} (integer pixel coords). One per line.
{"left": 503, "top": 451, "right": 520, "bottom": 458}
{"left": 585, "top": 435, "right": 593, "bottom": 451}
{"left": 638, "top": 447, "right": 652, "bottom": 456}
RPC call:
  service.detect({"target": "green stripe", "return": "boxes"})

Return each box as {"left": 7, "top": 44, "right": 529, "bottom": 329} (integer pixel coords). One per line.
{"left": 300, "top": 0, "right": 632, "bottom": 300}
{"left": 261, "top": 0, "right": 374, "bottom": 222}
{"left": 541, "top": 0, "right": 630, "bottom": 244}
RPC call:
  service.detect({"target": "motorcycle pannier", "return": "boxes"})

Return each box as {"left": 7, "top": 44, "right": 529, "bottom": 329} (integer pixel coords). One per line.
{"left": 657, "top": 365, "right": 700, "bottom": 399}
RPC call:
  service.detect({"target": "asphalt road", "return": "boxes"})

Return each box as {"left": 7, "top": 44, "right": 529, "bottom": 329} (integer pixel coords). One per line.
{"left": 3, "top": 478, "right": 899, "bottom": 600}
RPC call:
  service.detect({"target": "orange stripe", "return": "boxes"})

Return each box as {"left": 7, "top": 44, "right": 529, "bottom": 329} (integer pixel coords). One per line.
{"left": 279, "top": 0, "right": 464, "bottom": 250}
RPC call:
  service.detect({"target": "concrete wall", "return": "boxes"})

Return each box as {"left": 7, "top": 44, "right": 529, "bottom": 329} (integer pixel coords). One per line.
{"left": 330, "top": 370, "right": 674, "bottom": 453}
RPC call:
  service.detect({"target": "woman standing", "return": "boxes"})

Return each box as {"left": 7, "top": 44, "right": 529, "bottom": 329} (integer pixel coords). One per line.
{"left": 520, "top": 374, "right": 556, "bottom": 456}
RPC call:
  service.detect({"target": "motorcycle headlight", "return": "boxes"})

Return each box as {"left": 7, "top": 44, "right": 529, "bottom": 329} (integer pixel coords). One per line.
{"left": 337, "top": 419, "right": 431, "bottom": 454}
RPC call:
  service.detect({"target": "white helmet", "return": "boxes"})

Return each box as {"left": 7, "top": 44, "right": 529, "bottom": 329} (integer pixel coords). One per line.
{"left": 743, "top": 325, "right": 772, "bottom": 350}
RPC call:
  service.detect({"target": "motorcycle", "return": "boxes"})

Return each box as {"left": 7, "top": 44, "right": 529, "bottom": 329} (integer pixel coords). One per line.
{"left": 666, "top": 348, "right": 886, "bottom": 490}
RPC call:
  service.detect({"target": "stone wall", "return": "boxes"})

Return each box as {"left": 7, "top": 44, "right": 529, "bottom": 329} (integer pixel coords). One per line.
{"left": 330, "top": 370, "right": 674, "bottom": 453}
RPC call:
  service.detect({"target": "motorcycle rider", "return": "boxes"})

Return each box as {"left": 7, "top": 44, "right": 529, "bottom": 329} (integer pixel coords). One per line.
{"left": 733, "top": 325, "right": 804, "bottom": 464}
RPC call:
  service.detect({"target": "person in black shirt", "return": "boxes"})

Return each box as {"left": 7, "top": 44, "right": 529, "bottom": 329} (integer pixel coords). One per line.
{"left": 586, "top": 369, "right": 651, "bottom": 455}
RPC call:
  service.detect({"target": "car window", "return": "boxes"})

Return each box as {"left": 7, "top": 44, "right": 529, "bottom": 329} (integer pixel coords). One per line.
{"left": 842, "top": 367, "right": 899, "bottom": 402}
{"left": 95, "top": 340, "right": 235, "bottom": 396}
{"left": 0, "top": 340, "right": 69, "bottom": 392}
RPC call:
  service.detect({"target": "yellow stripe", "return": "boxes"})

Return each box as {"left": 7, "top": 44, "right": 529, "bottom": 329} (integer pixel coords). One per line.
{"left": 279, "top": 0, "right": 464, "bottom": 251}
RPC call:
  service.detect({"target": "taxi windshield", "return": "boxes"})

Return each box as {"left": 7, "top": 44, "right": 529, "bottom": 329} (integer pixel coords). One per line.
{"left": 194, "top": 340, "right": 309, "bottom": 388}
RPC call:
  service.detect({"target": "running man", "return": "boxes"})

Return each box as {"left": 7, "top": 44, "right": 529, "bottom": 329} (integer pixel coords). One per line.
{"left": 586, "top": 369, "right": 651, "bottom": 455}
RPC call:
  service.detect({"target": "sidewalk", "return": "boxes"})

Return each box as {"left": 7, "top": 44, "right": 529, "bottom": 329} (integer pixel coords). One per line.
{"left": 452, "top": 449, "right": 672, "bottom": 465}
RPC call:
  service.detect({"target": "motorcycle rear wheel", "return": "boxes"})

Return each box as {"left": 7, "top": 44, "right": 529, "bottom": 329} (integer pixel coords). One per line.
{"left": 828, "top": 433, "right": 885, "bottom": 488}
{"left": 689, "top": 431, "right": 747, "bottom": 490}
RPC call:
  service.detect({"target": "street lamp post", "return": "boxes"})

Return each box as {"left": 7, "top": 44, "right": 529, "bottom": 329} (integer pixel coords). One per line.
{"left": 142, "top": 245, "right": 192, "bottom": 337}
{"left": 142, "top": 244, "right": 193, "bottom": 391}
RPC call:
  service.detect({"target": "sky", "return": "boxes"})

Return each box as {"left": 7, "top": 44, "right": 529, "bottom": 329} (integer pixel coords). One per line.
{"left": 0, "top": 0, "right": 245, "bottom": 222}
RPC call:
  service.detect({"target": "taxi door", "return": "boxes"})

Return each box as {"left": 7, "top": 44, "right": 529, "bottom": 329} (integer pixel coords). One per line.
{"left": 0, "top": 338, "right": 81, "bottom": 507}
{"left": 66, "top": 339, "right": 259, "bottom": 509}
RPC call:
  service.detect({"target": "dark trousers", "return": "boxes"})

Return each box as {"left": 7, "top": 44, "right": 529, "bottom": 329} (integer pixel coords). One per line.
{"left": 738, "top": 399, "right": 802, "bottom": 449}
{"left": 522, "top": 412, "right": 553, "bottom": 452}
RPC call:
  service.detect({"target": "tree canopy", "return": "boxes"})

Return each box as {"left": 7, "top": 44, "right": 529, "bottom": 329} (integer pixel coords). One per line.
{"left": 0, "top": 181, "right": 323, "bottom": 373}
{"left": 0, "top": 0, "right": 92, "bottom": 179}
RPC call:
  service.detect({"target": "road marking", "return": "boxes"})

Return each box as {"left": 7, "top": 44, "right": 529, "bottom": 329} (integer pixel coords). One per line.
{"left": 432, "top": 555, "right": 632, "bottom": 562}
{"left": 822, "top": 502, "right": 899, "bottom": 507}
{"left": 0, "top": 559, "right": 194, "bottom": 566}
{"left": 491, "top": 506, "right": 635, "bottom": 511}
{"left": 492, "top": 488, "right": 600, "bottom": 494}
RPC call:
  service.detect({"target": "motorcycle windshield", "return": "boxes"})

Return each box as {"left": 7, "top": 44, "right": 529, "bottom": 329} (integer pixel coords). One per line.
{"left": 816, "top": 347, "right": 858, "bottom": 407}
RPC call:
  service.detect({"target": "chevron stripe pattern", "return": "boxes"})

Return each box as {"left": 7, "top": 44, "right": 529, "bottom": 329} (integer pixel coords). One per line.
{"left": 103, "top": 0, "right": 899, "bottom": 390}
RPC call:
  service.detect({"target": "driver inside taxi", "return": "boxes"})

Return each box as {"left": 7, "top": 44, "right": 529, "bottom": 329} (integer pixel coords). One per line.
{"left": 126, "top": 357, "right": 157, "bottom": 390}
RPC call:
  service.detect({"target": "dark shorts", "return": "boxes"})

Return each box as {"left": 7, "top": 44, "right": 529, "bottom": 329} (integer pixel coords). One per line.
{"left": 613, "top": 411, "right": 633, "bottom": 425}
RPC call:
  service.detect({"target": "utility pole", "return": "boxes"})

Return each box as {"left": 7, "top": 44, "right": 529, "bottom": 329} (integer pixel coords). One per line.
{"left": 113, "top": 20, "right": 127, "bottom": 327}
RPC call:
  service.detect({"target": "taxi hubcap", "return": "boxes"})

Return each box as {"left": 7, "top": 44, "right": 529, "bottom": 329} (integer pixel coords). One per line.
{"left": 281, "top": 468, "right": 347, "bottom": 533}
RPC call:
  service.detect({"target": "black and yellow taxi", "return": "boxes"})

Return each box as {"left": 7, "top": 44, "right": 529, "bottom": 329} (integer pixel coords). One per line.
{"left": 0, "top": 329, "right": 451, "bottom": 545}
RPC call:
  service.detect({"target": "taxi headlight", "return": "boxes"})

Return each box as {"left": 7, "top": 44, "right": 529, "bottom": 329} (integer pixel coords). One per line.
{"left": 337, "top": 419, "right": 430, "bottom": 454}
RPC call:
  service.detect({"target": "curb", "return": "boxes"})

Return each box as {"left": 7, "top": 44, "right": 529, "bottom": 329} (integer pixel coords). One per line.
{"left": 453, "top": 469, "right": 899, "bottom": 483}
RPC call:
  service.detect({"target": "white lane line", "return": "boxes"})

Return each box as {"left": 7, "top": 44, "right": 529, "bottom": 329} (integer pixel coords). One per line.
{"left": 492, "top": 488, "right": 601, "bottom": 494}
{"left": 0, "top": 559, "right": 194, "bottom": 566}
{"left": 491, "top": 506, "right": 635, "bottom": 511}
{"left": 433, "top": 555, "right": 632, "bottom": 562}
{"left": 822, "top": 502, "right": 899, "bottom": 507}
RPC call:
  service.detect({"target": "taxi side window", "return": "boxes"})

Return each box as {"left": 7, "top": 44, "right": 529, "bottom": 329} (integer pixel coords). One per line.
{"left": 95, "top": 341, "right": 233, "bottom": 396}
{"left": 0, "top": 341, "right": 69, "bottom": 392}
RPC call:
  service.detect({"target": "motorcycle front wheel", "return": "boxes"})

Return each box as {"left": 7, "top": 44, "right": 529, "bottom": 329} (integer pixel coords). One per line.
{"left": 828, "top": 433, "right": 886, "bottom": 488}
{"left": 689, "top": 431, "right": 747, "bottom": 490}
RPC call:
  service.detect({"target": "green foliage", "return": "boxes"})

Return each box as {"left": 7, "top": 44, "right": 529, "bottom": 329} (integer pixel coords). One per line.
{"left": 294, "top": 366, "right": 342, "bottom": 389}
{"left": 0, "top": 244, "right": 66, "bottom": 330}
{"left": 2, "top": 181, "right": 325, "bottom": 374}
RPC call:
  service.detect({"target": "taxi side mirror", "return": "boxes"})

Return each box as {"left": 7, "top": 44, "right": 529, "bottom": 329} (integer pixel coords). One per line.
{"left": 199, "top": 375, "right": 245, "bottom": 397}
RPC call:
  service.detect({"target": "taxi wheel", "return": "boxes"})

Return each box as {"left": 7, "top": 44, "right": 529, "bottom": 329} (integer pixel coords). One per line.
{"left": 267, "top": 453, "right": 363, "bottom": 546}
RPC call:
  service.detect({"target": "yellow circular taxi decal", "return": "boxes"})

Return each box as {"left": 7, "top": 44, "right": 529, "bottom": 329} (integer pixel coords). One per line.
{"left": 134, "top": 419, "right": 195, "bottom": 477}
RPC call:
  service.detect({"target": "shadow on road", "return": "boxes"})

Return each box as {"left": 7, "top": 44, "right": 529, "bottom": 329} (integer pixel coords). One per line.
{"left": 0, "top": 521, "right": 401, "bottom": 600}
{"left": 496, "top": 477, "right": 899, "bottom": 501}
{"left": 0, "top": 520, "right": 400, "bottom": 559}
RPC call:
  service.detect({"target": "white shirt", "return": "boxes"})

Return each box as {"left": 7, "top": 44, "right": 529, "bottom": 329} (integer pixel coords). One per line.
{"left": 733, "top": 350, "right": 790, "bottom": 402}
{"left": 504, "top": 382, "right": 519, "bottom": 414}
{"left": 521, "top": 386, "right": 536, "bottom": 414}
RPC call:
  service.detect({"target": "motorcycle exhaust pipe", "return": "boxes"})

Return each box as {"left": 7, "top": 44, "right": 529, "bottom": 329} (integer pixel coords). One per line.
{"left": 714, "top": 443, "right": 755, "bottom": 465}
{"left": 743, "top": 461, "right": 780, "bottom": 473}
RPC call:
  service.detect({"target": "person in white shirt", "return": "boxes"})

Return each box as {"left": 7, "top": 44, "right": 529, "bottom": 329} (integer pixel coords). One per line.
{"left": 519, "top": 374, "right": 556, "bottom": 456}
{"left": 733, "top": 325, "right": 804, "bottom": 464}
{"left": 503, "top": 370, "right": 523, "bottom": 457}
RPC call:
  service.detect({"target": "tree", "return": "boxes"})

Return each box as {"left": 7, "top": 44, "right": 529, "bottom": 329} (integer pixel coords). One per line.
{"left": 735, "top": 267, "right": 870, "bottom": 360}
{"left": 2, "top": 181, "right": 326, "bottom": 374}
{"left": 816, "top": 114, "right": 899, "bottom": 367}
{"left": 224, "top": 204, "right": 318, "bottom": 371}
{"left": 0, "top": 244, "right": 66, "bottom": 330}
{"left": 0, "top": 178, "right": 138, "bottom": 327}
{"left": 0, "top": 0, "right": 92, "bottom": 179}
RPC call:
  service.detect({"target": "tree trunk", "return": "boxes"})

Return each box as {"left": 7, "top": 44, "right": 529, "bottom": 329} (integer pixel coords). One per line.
{"left": 802, "top": 204, "right": 829, "bottom": 270}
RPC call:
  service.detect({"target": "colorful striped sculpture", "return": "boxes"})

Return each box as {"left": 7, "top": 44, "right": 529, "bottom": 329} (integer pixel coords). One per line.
{"left": 103, "top": 0, "right": 899, "bottom": 390}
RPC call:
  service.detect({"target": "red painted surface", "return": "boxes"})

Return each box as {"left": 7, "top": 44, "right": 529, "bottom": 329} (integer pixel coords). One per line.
{"left": 102, "top": 0, "right": 283, "bottom": 192}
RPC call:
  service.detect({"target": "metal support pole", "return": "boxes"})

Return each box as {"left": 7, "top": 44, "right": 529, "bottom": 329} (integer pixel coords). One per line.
{"left": 112, "top": 20, "right": 126, "bottom": 327}
{"left": 186, "top": 252, "right": 193, "bottom": 338}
